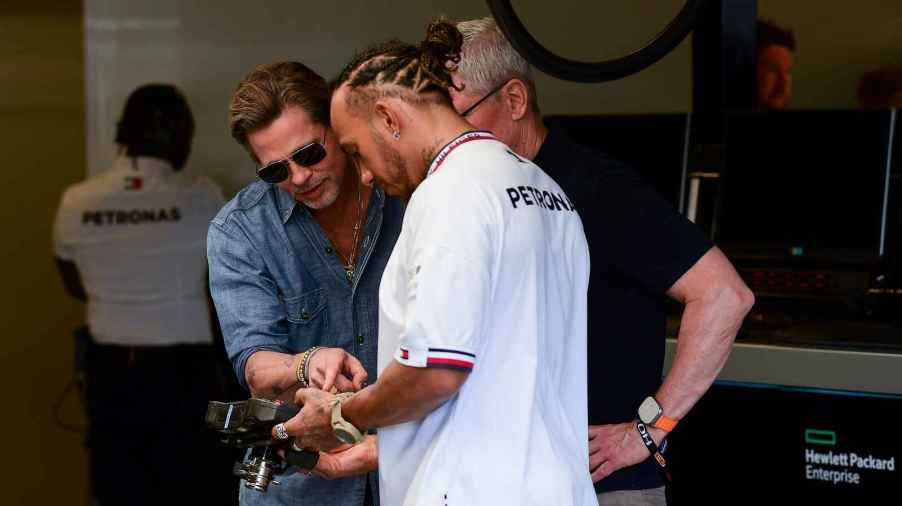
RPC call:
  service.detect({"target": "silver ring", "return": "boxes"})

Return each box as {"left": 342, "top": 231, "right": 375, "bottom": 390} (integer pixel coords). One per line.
{"left": 274, "top": 423, "right": 289, "bottom": 440}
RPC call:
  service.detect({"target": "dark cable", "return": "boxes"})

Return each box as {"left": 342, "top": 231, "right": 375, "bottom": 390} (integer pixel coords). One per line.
{"left": 52, "top": 375, "right": 88, "bottom": 434}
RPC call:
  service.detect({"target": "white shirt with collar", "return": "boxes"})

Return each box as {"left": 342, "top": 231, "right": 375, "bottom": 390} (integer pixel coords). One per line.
{"left": 376, "top": 132, "right": 595, "bottom": 506}
{"left": 53, "top": 155, "right": 225, "bottom": 346}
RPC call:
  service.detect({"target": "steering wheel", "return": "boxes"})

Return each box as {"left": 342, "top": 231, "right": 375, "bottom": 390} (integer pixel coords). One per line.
{"left": 486, "top": 0, "right": 706, "bottom": 83}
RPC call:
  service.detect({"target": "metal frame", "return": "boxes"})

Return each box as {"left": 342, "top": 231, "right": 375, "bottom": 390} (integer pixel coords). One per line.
{"left": 487, "top": 0, "right": 706, "bottom": 83}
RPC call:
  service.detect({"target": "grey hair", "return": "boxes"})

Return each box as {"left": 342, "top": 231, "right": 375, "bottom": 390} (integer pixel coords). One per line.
{"left": 456, "top": 16, "right": 539, "bottom": 112}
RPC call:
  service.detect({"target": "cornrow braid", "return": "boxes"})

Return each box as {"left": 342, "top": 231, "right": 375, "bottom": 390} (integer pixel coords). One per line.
{"left": 335, "top": 19, "right": 463, "bottom": 111}
{"left": 417, "top": 20, "right": 463, "bottom": 92}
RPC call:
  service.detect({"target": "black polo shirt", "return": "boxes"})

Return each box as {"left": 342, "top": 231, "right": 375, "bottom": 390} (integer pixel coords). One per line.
{"left": 534, "top": 128, "right": 713, "bottom": 493}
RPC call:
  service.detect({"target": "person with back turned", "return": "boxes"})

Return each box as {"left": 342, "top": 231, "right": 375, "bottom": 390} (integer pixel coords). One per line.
{"left": 52, "top": 84, "right": 234, "bottom": 505}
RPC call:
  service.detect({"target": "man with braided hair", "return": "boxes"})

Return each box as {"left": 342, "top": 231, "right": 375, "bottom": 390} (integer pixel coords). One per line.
{"left": 277, "top": 20, "right": 597, "bottom": 506}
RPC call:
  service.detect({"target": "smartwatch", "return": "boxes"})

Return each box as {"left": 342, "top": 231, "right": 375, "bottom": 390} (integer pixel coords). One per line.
{"left": 330, "top": 393, "right": 365, "bottom": 445}
{"left": 638, "top": 396, "right": 678, "bottom": 432}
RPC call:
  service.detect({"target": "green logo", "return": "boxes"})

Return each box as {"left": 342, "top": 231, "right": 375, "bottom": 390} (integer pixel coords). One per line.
{"left": 805, "top": 429, "right": 837, "bottom": 446}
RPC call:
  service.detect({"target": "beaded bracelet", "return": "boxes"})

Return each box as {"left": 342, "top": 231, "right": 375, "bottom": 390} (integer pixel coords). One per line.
{"left": 302, "top": 346, "right": 323, "bottom": 387}
{"left": 295, "top": 350, "right": 309, "bottom": 387}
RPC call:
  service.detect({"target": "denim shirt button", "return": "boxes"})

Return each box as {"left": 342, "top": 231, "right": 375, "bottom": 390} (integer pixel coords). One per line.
{"left": 357, "top": 334, "right": 364, "bottom": 345}
{"left": 325, "top": 246, "right": 333, "bottom": 254}
{"left": 301, "top": 310, "right": 310, "bottom": 320}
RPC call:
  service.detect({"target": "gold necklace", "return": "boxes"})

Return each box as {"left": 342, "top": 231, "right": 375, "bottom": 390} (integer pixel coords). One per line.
{"left": 336, "top": 183, "right": 365, "bottom": 282}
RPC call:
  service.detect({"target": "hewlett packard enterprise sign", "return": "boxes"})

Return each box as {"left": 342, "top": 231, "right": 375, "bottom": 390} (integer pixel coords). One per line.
{"left": 804, "top": 429, "right": 896, "bottom": 487}
{"left": 668, "top": 383, "right": 902, "bottom": 502}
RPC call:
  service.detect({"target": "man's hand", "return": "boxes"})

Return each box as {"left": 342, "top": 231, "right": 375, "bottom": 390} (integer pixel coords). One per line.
{"left": 313, "top": 435, "right": 378, "bottom": 479}
{"left": 274, "top": 388, "right": 342, "bottom": 452}
{"left": 588, "top": 423, "right": 665, "bottom": 483}
{"left": 307, "top": 348, "right": 368, "bottom": 392}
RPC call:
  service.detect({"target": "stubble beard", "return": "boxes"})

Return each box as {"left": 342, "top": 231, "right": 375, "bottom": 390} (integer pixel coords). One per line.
{"left": 292, "top": 172, "right": 341, "bottom": 210}
{"left": 373, "top": 128, "right": 411, "bottom": 198}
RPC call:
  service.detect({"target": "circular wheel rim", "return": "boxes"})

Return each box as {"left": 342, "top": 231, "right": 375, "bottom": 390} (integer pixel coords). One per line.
{"left": 486, "top": 0, "right": 706, "bottom": 83}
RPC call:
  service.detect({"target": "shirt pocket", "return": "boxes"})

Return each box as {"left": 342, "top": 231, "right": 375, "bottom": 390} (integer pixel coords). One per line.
{"left": 283, "top": 287, "right": 329, "bottom": 347}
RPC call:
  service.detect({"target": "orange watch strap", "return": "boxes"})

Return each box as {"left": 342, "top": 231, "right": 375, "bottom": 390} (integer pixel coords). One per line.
{"left": 654, "top": 415, "right": 678, "bottom": 432}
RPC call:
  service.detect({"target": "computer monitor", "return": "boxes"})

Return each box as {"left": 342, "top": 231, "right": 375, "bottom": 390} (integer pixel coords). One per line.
{"left": 717, "top": 109, "right": 895, "bottom": 265}
{"left": 543, "top": 114, "right": 690, "bottom": 211}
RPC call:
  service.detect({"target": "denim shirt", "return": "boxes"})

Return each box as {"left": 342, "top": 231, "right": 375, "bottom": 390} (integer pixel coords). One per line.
{"left": 207, "top": 180, "right": 403, "bottom": 506}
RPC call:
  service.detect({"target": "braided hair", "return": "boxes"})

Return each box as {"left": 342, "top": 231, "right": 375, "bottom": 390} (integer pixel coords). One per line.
{"left": 335, "top": 19, "right": 464, "bottom": 113}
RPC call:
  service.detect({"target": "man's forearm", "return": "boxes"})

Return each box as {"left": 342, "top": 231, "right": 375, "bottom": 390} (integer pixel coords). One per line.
{"left": 584, "top": 282, "right": 751, "bottom": 480}
{"left": 657, "top": 281, "right": 753, "bottom": 423}
{"left": 342, "top": 361, "right": 467, "bottom": 430}
{"left": 245, "top": 351, "right": 301, "bottom": 402}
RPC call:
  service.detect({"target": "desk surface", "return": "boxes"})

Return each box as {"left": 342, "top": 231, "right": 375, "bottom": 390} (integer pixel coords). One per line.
{"left": 743, "top": 319, "right": 901, "bottom": 353}
{"left": 668, "top": 313, "right": 902, "bottom": 352}
{"left": 664, "top": 338, "right": 902, "bottom": 395}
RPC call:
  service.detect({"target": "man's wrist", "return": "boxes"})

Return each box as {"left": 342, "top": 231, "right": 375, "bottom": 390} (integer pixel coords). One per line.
{"left": 340, "top": 390, "right": 367, "bottom": 432}
{"left": 295, "top": 350, "right": 308, "bottom": 387}
{"left": 631, "top": 420, "right": 666, "bottom": 449}
{"left": 636, "top": 421, "right": 672, "bottom": 481}
{"left": 296, "top": 346, "right": 323, "bottom": 387}
{"left": 648, "top": 425, "right": 667, "bottom": 446}
{"left": 332, "top": 393, "right": 366, "bottom": 444}
{"left": 638, "top": 395, "right": 679, "bottom": 432}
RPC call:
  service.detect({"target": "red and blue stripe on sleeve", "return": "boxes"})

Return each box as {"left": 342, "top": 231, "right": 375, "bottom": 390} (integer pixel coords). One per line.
{"left": 400, "top": 347, "right": 475, "bottom": 372}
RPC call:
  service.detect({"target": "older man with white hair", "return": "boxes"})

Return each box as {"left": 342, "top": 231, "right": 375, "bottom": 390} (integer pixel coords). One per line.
{"left": 449, "top": 17, "right": 754, "bottom": 506}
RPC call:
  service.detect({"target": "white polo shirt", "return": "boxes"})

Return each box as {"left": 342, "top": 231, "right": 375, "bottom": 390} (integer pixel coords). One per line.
{"left": 53, "top": 156, "right": 225, "bottom": 346}
{"left": 376, "top": 132, "right": 595, "bottom": 506}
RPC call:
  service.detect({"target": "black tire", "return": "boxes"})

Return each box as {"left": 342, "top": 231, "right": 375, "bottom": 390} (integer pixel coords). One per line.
{"left": 486, "top": 0, "right": 706, "bottom": 83}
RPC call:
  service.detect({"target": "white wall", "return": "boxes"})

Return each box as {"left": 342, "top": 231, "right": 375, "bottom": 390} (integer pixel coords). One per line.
{"left": 83, "top": 0, "right": 693, "bottom": 194}
{"left": 1, "top": 3, "right": 90, "bottom": 504}
{"left": 84, "top": 1, "right": 902, "bottom": 194}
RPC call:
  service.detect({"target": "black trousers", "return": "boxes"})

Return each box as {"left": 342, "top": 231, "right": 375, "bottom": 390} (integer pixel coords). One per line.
{"left": 86, "top": 342, "right": 239, "bottom": 506}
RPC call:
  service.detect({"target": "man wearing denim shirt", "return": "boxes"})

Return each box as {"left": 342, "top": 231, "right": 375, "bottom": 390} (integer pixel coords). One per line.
{"left": 207, "top": 61, "right": 403, "bottom": 506}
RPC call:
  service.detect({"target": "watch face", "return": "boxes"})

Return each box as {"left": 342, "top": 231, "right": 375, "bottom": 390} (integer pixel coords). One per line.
{"left": 638, "top": 396, "right": 662, "bottom": 424}
{"left": 334, "top": 428, "right": 357, "bottom": 445}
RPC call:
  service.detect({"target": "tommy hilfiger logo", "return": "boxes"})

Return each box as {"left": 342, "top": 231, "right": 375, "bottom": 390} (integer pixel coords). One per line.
{"left": 125, "top": 176, "right": 143, "bottom": 190}
{"left": 399, "top": 347, "right": 475, "bottom": 372}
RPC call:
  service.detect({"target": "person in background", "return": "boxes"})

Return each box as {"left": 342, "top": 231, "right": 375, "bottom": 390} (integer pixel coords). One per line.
{"left": 757, "top": 19, "right": 796, "bottom": 110}
{"left": 858, "top": 67, "right": 902, "bottom": 109}
{"left": 450, "top": 17, "right": 755, "bottom": 506}
{"left": 52, "top": 84, "right": 234, "bottom": 505}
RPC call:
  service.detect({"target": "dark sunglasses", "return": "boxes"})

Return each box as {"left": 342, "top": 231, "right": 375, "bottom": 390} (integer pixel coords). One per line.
{"left": 256, "top": 135, "right": 327, "bottom": 184}
{"left": 460, "top": 80, "right": 509, "bottom": 117}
